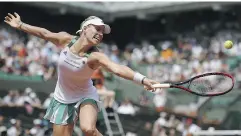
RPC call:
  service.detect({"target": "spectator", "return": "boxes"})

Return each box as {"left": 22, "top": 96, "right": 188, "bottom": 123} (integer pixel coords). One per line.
{"left": 29, "top": 119, "right": 45, "bottom": 136}
{"left": 182, "top": 118, "right": 201, "bottom": 136}
{"left": 117, "top": 99, "right": 136, "bottom": 115}
{"left": 7, "top": 119, "right": 22, "bottom": 136}
{"left": 91, "top": 68, "right": 116, "bottom": 109}
{"left": 0, "top": 114, "right": 7, "bottom": 136}
{"left": 152, "top": 112, "right": 167, "bottom": 136}
{"left": 153, "top": 89, "right": 167, "bottom": 112}
{"left": 29, "top": 92, "right": 41, "bottom": 108}
{"left": 166, "top": 115, "right": 176, "bottom": 128}
{"left": 110, "top": 45, "right": 120, "bottom": 64}
{"left": 3, "top": 90, "right": 17, "bottom": 106}
{"left": 43, "top": 93, "right": 54, "bottom": 109}
{"left": 138, "top": 91, "right": 150, "bottom": 106}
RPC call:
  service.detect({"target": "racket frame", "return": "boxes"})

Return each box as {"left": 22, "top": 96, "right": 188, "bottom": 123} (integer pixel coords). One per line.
{"left": 153, "top": 72, "right": 235, "bottom": 96}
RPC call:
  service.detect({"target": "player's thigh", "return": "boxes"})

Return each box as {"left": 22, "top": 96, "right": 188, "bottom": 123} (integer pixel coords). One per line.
{"left": 79, "top": 101, "right": 98, "bottom": 131}
{"left": 52, "top": 123, "right": 74, "bottom": 136}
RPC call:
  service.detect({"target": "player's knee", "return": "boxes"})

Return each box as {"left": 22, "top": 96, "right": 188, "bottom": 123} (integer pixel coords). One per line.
{"left": 80, "top": 124, "right": 95, "bottom": 136}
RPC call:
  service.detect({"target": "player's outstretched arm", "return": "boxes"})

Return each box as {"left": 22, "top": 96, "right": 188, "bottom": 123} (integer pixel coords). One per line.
{"left": 4, "top": 12, "right": 72, "bottom": 46}
{"left": 89, "top": 52, "right": 159, "bottom": 91}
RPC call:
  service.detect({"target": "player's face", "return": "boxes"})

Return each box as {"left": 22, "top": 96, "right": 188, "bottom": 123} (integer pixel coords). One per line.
{"left": 84, "top": 24, "right": 104, "bottom": 45}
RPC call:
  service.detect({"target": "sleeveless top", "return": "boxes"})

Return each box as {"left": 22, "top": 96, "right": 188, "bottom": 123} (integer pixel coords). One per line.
{"left": 54, "top": 36, "right": 97, "bottom": 103}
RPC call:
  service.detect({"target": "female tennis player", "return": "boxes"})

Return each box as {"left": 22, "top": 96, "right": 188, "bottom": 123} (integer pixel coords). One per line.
{"left": 4, "top": 13, "right": 159, "bottom": 136}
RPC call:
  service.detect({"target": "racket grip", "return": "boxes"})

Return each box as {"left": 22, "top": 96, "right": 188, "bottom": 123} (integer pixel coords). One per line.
{"left": 153, "top": 83, "right": 171, "bottom": 88}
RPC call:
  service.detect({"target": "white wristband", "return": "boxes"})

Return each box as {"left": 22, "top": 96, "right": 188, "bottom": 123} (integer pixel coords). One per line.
{"left": 133, "top": 72, "right": 146, "bottom": 85}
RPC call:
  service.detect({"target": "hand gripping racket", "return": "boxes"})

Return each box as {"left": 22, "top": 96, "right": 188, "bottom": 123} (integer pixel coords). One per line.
{"left": 152, "top": 72, "right": 234, "bottom": 96}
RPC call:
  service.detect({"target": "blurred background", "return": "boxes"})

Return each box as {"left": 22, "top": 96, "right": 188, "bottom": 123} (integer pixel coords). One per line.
{"left": 0, "top": 1, "right": 241, "bottom": 136}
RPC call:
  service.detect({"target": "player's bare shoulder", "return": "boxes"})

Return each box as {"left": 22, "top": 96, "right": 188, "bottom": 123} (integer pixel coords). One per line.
{"left": 88, "top": 52, "right": 108, "bottom": 63}
{"left": 86, "top": 52, "right": 104, "bottom": 70}
{"left": 88, "top": 52, "right": 104, "bottom": 63}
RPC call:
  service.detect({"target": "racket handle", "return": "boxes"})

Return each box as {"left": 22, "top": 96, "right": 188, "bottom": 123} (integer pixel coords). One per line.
{"left": 153, "top": 83, "right": 171, "bottom": 88}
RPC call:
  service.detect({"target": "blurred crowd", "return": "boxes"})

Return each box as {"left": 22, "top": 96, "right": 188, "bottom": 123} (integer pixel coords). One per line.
{"left": 1, "top": 88, "right": 42, "bottom": 108}
{"left": 119, "top": 105, "right": 203, "bottom": 136}
{"left": 0, "top": 26, "right": 59, "bottom": 80}
{"left": 0, "top": 87, "right": 87, "bottom": 136}
{"left": 0, "top": 115, "right": 50, "bottom": 136}
{"left": 152, "top": 112, "right": 201, "bottom": 136}
{"left": 0, "top": 87, "right": 52, "bottom": 136}
{"left": 145, "top": 30, "right": 241, "bottom": 83}
{"left": 1, "top": 22, "right": 241, "bottom": 83}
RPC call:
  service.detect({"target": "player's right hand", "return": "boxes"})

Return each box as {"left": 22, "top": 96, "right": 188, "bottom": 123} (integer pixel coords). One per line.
{"left": 143, "top": 78, "right": 159, "bottom": 92}
{"left": 4, "top": 12, "right": 22, "bottom": 29}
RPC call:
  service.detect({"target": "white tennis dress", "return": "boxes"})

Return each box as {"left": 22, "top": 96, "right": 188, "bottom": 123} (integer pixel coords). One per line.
{"left": 54, "top": 46, "right": 99, "bottom": 104}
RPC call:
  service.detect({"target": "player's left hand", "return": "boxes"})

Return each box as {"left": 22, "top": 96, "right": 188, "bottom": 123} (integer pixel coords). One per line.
{"left": 142, "top": 78, "right": 159, "bottom": 92}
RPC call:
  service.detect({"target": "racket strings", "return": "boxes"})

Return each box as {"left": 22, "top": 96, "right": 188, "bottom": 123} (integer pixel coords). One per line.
{"left": 189, "top": 75, "right": 233, "bottom": 95}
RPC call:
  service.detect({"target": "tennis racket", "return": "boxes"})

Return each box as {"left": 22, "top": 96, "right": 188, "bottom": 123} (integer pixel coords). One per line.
{"left": 152, "top": 72, "right": 235, "bottom": 96}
